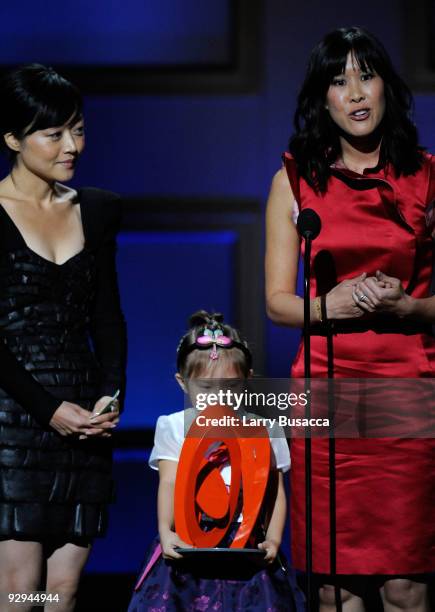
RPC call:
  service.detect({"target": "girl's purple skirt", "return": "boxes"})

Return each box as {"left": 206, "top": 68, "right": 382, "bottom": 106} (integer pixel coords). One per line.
{"left": 128, "top": 536, "right": 299, "bottom": 611}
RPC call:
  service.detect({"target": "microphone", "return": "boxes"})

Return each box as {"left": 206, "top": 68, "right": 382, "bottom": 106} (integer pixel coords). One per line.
{"left": 297, "top": 208, "right": 321, "bottom": 240}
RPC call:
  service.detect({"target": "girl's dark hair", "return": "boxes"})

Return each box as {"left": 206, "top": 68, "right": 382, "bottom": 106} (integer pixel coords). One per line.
{"left": 0, "top": 63, "right": 83, "bottom": 162}
{"left": 289, "top": 27, "right": 423, "bottom": 192}
{"left": 176, "top": 310, "right": 252, "bottom": 377}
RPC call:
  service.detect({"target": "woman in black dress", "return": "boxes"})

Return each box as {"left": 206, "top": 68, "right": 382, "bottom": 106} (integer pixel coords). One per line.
{"left": 0, "top": 65, "right": 127, "bottom": 611}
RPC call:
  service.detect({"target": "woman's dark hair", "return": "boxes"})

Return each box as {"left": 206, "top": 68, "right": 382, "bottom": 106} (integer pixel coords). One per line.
{"left": 289, "top": 27, "right": 423, "bottom": 192}
{"left": 0, "top": 63, "right": 82, "bottom": 162}
{"left": 176, "top": 310, "right": 252, "bottom": 377}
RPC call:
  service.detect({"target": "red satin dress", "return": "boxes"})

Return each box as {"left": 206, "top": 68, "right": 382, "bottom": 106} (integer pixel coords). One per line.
{"left": 284, "top": 152, "right": 435, "bottom": 574}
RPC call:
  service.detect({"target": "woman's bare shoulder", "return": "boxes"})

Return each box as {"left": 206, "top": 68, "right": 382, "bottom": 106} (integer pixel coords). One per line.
{"left": 267, "top": 167, "right": 294, "bottom": 214}
{"left": 271, "top": 167, "right": 292, "bottom": 191}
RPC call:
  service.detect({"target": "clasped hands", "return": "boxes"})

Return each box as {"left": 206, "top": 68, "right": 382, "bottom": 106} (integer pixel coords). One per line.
{"left": 49, "top": 395, "right": 120, "bottom": 439}
{"left": 326, "top": 270, "right": 412, "bottom": 319}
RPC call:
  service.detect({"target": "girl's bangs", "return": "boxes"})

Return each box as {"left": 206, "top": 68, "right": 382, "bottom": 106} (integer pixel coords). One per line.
{"left": 185, "top": 348, "right": 248, "bottom": 378}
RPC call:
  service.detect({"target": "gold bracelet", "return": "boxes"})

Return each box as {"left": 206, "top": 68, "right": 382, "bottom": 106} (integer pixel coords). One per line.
{"left": 314, "top": 296, "right": 323, "bottom": 324}
{"left": 321, "top": 294, "right": 328, "bottom": 323}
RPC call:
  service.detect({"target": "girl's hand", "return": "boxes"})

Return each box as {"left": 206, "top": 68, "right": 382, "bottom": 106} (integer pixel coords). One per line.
{"left": 160, "top": 529, "right": 192, "bottom": 560}
{"left": 258, "top": 539, "right": 279, "bottom": 563}
{"left": 49, "top": 401, "right": 107, "bottom": 437}
{"left": 325, "top": 273, "right": 368, "bottom": 319}
{"left": 353, "top": 270, "right": 413, "bottom": 317}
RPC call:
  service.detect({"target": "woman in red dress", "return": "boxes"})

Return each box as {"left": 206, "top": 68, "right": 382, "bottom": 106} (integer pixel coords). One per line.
{"left": 266, "top": 27, "right": 434, "bottom": 611}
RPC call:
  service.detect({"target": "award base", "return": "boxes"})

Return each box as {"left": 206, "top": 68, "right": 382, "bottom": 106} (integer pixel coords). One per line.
{"left": 175, "top": 547, "right": 267, "bottom": 566}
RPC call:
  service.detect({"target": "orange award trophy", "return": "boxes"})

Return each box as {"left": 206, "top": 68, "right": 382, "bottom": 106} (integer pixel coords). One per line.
{"left": 173, "top": 404, "right": 277, "bottom": 562}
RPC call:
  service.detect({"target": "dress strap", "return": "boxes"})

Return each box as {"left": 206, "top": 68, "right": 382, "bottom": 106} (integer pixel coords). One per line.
{"left": 134, "top": 543, "right": 162, "bottom": 590}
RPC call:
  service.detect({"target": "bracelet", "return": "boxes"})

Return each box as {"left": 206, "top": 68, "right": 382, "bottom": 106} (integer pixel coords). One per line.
{"left": 314, "top": 296, "right": 323, "bottom": 324}
{"left": 320, "top": 294, "right": 328, "bottom": 323}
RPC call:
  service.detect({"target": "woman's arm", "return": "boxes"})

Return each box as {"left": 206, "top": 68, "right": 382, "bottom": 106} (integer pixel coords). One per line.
{"left": 266, "top": 168, "right": 368, "bottom": 326}
{"left": 89, "top": 194, "right": 127, "bottom": 408}
{"left": 0, "top": 334, "right": 102, "bottom": 435}
{"left": 157, "top": 459, "right": 191, "bottom": 559}
{"left": 265, "top": 168, "right": 312, "bottom": 327}
{"left": 257, "top": 471, "right": 286, "bottom": 562}
{"left": 0, "top": 341, "right": 61, "bottom": 425}
{"left": 406, "top": 295, "right": 435, "bottom": 321}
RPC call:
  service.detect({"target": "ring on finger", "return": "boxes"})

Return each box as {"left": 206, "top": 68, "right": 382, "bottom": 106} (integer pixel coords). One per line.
{"left": 358, "top": 293, "right": 367, "bottom": 302}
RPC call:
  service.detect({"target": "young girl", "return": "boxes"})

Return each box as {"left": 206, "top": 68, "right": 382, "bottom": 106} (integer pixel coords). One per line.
{"left": 128, "top": 311, "right": 299, "bottom": 611}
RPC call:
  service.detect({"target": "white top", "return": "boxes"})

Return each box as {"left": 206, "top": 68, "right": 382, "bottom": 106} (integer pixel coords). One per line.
{"left": 148, "top": 409, "right": 291, "bottom": 478}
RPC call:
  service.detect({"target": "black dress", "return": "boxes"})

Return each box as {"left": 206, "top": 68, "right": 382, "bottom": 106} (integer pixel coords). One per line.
{"left": 0, "top": 188, "right": 127, "bottom": 540}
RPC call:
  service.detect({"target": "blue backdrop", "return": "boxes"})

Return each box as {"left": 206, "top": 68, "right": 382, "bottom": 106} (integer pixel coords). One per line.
{"left": 0, "top": 1, "right": 231, "bottom": 65}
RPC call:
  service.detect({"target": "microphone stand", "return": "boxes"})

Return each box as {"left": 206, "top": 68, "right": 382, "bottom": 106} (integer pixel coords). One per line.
{"left": 299, "top": 208, "right": 341, "bottom": 612}
{"left": 303, "top": 246, "right": 341, "bottom": 612}
{"left": 326, "top": 308, "right": 341, "bottom": 612}
{"left": 302, "top": 232, "right": 314, "bottom": 612}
